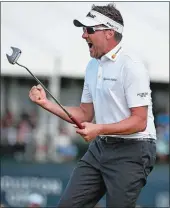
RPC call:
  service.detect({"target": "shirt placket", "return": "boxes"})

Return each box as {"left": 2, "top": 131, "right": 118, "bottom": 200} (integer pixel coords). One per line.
{"left": 96, "top": 64, "right": 103, "bottom": 89}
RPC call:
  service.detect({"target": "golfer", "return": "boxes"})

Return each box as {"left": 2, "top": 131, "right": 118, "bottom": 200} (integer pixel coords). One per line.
{"left": 29, "top": 3, "right": 157, "bottom": 208}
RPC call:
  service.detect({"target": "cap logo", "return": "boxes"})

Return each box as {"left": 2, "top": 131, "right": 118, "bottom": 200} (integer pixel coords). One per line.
{"left": 107, "top": 22, "right": 113, "bottom": 27}
{"left": 86, "top": 10, "right": 123, "bottom": 34}
{"left": 107, "top": 22, "right": 118, "bottom": 30}
{"left": 87, "top": 12, "right": 96, "bottom": 19}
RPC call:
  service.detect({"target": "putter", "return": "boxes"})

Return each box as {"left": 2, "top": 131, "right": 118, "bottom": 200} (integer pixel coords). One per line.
{"left": 6, "top": 46, "right": 83, "bottom": 129}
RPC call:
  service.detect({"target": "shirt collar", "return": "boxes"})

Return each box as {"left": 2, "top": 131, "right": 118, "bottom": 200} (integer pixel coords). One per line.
{"left": 100, "top": 41, "right": 122, "bottom": 63}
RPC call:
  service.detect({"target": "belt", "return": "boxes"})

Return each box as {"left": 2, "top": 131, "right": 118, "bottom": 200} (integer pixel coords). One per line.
{"left": 99, "top": 136, "right": 156, "bottom": 143}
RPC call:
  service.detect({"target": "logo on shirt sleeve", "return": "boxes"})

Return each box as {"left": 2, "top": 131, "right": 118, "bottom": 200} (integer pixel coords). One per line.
{"left": 137, "top": 92, "right": 148, "bottom": 97}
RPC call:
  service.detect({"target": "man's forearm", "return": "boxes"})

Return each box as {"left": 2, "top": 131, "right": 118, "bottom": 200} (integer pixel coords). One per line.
{"left": 99, "top": 116, "right": 147, "bottom": 135}
{"left": 41, "top": 100, "right": 87, "bottom": 124}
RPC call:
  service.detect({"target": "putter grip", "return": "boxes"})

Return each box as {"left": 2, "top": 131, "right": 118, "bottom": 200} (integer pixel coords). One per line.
{"left": 70, "top": 115, "right": 84, "bottom": 129}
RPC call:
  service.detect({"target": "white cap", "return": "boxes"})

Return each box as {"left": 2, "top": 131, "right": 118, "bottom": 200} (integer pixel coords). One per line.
{"left": 73, "top": 10, "right": 123, "bottom": 34}
{"left": 28, "top": 193, "right": 44, "bottom": 205}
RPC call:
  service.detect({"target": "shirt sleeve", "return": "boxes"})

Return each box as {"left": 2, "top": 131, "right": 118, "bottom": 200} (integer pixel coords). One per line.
{"left": 123, "top": 61, "right": 152, "bottom": 108}
{"left": 81, "top": 63, "right": 93, "bottom": 103}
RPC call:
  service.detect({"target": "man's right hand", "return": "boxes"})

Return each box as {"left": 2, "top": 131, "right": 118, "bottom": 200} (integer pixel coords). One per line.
{"left": 29, "top": 84, "right": 48, "bottom": 106}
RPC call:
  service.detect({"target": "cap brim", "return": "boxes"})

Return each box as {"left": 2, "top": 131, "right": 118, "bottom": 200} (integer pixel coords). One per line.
{"left": 73, "top": 17, "right": 101, "bottom": 27}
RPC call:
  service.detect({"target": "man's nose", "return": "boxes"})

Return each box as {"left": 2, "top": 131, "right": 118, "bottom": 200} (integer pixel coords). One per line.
{"left": 82, "top": 31, "right": 89, "bottom": 39}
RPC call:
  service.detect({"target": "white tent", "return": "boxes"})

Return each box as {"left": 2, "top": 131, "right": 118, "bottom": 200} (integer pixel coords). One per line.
{"left": 1, "top": 2, "right": 169, "bottom": 82}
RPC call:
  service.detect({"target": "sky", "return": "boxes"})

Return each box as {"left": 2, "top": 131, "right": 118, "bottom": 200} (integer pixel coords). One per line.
{"left": 1, "top": 1, "right": 169, "bottom": 82}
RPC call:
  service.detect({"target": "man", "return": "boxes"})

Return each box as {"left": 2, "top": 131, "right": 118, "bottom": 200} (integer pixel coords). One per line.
{"left": 29, "top": 3, "right": 157, "bottom": 208}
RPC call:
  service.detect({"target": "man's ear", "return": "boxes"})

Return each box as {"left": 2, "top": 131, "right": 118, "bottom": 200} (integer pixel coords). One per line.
{"left": 106, "top": 30, "right": 114, "bottom": 40}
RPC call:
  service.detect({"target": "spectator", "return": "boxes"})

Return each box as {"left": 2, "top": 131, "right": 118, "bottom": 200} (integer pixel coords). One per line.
{"left": 155, "top": 110, "right": 169, "bottom": 162}
{"left": 16, "top": 112, "right": 36, "bottom": 161}
{"left": 17, "top": 113, "right": 33, "bottom": 144}
{"left": 56, "top": 128, "right": 78, "bottom": 162}
{"left": 1, "top": 109, "right": 17, "bottom": 145}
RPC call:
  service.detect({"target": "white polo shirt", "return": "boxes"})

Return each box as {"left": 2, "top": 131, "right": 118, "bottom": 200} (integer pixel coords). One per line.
{"left": 81, "top": 42, "right": 156, "bottom": 139}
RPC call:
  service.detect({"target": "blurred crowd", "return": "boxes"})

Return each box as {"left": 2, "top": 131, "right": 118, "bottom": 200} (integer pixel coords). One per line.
{"left": 0, "top": 109, "right": 80, "bottom": 163}
{"left": 1, "top": 108, "right": 169, "bottom": 163}
{"left": 1, "top": 109, "right": 36, "bottom": 146}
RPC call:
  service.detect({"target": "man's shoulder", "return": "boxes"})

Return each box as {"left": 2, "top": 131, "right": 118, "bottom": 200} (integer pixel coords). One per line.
{"left": 87, "top": 58, "right": 98, "bottom": 67}
{"left": 120, "top": 49, "right": 143, "bottom": 65}
{"left": 86, "top": 58, "right": 98, "bottom": 73}
{"left": 120, "top": 49, "right": 148, "bottom": 71}
{"left": 119, "top": 49, "right": 149, "bottom": 78}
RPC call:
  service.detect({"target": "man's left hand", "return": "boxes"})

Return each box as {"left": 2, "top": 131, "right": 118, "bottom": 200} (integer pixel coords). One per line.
{"left": 75, "top": 122, "right": 103, "bottom": 142}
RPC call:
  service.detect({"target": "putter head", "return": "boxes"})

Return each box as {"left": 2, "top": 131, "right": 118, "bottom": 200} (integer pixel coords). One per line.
{"left": 6, "top": 47, "right": 22, "bottom": 64}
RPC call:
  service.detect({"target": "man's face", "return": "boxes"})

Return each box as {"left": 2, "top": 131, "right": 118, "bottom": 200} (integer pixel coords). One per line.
{"left": 82, "top": 26, "right": 109, "bottom": 59}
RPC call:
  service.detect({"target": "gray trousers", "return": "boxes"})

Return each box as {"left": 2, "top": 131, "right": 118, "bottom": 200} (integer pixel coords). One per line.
{"left": 57, "top": 137, "right": 156, "bottom": 208}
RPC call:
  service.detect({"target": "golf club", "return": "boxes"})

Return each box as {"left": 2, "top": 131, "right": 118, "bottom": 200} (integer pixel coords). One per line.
{"left": 6, "top": 46, "right": 83, "bottom": 129}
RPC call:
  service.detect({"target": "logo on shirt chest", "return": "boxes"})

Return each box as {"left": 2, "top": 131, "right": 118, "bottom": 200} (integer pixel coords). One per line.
{"left": 103, "top": 77, "right": 117, "bottom": 81}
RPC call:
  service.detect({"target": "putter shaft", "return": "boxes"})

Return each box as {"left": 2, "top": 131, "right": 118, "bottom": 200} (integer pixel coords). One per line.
{"left": 16, "top": 62, "right": 83, "bottom": 129}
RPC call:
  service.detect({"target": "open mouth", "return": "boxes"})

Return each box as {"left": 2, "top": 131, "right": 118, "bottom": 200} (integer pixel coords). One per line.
{"left": 87, "top": 42, "right": 93, "bottom": 49}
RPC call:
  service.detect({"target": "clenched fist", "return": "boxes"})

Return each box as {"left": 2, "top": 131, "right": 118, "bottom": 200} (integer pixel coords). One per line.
{"left": 29, "top": 84, "right": 48, "bottom": 106}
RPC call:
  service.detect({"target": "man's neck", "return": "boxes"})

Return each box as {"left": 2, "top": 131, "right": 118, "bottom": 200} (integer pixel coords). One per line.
{"left": 106, "top": 41, "right": 120, "bottom": 54}
{"left": 98, "top": 41, "right": 120, "bottom": 59}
